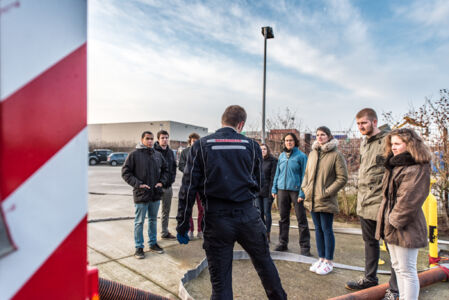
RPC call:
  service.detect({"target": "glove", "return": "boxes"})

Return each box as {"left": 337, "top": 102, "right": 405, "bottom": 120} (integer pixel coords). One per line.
{"left": 177, "top": 232, "right": 190, "bottom": 244}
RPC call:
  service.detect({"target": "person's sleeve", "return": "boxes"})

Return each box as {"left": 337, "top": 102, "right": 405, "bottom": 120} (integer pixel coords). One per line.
{"left": 269, "top": 158, "right": 278, "bottom": 198}
{"left": 176, "top": 141, "right": 203, "bottom": 235}
{"left": 178, "top": 149, "right": 187, "bottom": 172}
{"left": 121, "top": 152, "right": 141, "bottom": 188}
{"left": 254, "top": 142, "right": 263, "bottom": 193}
{"left": 300, "top": 159, "right": 309, "bottom": 198}
{"left": 159, "top": 156, "right": 169, "bottom": 186}
{"left": 324, "top": 153, "right": 348, "bottom": 197}
{"left": 389, "top": 165, "right": 430, "bottom": 229}
{"left": 170, "top": 152, "right": 177, "bottom": 184}
{"left": 298, "top": 153, "right": 307, "bottom": 199}
{"left": 271, "top": 157, "right": 280, "bottom": 194}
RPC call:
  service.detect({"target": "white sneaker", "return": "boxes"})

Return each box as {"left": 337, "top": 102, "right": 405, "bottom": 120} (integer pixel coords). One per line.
{"left": 316, "top": 262, "right": 333, "bottom": 275}
{"left": 197, "top": 232, "right": 203, "bottom": 239}
{"left": 188, "top": 232, "right": 194, "bottom": 240}
{"left": 309, "top": 259, "right": 323, "bottom": 272}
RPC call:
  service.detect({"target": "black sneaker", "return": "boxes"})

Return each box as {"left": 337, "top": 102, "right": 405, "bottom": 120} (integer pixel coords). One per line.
{"left": 161, "top": 232, "right": 176, "bottom": 239}
{"left": 382, "top": 289, "right": 399, "bottom": 300}
{"left": 150, "top": 243, "right": 164, "bottom": 254}
{"left": 134, "top": 248, "right": 144, "bottom": 259}
{"left": 274, "top": 244, "right": 288, "bottom": 252}
{"left": 300, "top": 249, "right": 312, "bottom": 257}
{"left": 345, "top": 277, "right": 378, "bottom": 290}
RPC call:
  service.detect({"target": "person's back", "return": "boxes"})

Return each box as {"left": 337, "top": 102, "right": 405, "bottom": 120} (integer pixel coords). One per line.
{"left": 176, "top": 105, "right": 286, "bottom": 300}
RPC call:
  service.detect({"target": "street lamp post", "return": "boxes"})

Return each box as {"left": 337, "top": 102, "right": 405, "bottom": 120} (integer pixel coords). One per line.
{"left": 261, "top": 26, "right": 274, "bottom": 144}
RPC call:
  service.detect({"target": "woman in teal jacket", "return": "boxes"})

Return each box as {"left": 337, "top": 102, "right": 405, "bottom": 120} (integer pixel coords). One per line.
{"left": 272, "top": 133, "right": 311, "bottom": 255}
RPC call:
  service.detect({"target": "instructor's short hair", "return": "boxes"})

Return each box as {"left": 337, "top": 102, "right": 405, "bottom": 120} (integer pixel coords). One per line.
{"left": 221, "top": 105, "right": 247, "bottom": 127}
{"left": 356, "top": 108, "right": 378, "bottom": 121}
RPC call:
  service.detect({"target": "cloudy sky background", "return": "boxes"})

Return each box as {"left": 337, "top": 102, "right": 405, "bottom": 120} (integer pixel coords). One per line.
{"left": 88, "top": 0, "right": 449, "bottom": 133}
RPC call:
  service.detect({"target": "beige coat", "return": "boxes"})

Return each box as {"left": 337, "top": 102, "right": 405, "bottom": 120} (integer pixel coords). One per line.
{"left": 357, "top": 130, "right": 389, "bottom": 220}
{"left": 302, "top": 139, "right": 348, "bottom": 214}
{"left": 375, "top": 153, "right": 430, "bottom": 248}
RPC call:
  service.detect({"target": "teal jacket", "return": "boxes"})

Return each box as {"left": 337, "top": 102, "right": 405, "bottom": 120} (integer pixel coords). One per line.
{"left": 272, "top": 147, "right": 307, "bottom": 198}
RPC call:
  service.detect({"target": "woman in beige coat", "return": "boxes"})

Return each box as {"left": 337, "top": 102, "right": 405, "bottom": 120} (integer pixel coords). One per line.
{"left": 375, "top": 128, "right": 431, "bottom": 300}
{"left": 300, "top": 126, "right": 348, "bottom": 275}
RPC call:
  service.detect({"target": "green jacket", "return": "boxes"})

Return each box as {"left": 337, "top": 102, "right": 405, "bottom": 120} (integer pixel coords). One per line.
{"left": 302, "top": 139, "right": 348, "bottom": 214}
{"left": 357, "top": 130, "right": 388, "bottom": 220}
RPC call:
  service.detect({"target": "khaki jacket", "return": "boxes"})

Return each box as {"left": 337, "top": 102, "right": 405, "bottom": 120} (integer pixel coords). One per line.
{"left": 375, "top": 153, "right": 430, "bottom": 248}
{"left": 302, "top": 139, "right": 348, "bottom": 214}
{"left": 357, "top": 130, "right": 388, "bottom": 220}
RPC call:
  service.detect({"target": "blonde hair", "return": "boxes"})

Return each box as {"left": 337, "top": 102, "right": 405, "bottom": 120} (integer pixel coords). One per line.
{"left": 384, "top": 128, "right": 431, "bottom": 163}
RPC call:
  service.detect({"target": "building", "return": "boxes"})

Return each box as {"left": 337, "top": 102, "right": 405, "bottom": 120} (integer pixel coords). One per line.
{"left": 88, "top": 120, "right": 208, "bottom": 152}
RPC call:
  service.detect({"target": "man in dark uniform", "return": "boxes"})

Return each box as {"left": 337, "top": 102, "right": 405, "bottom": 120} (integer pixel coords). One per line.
{"left": 176, "top": 105, "right": 286, "bottom": 300}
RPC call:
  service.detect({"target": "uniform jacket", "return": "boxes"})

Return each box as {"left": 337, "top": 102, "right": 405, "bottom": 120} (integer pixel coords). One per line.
{"left": 357, "top": 130, "right": 389, "bottom": 220}
{"left": 375, "top": 152, "right": 430, "bottom": 248}
{"left": 154, "top": 141, "right": 177, "bottom": 188}
{"left": 302, "top": 139, "right": 348, "bottom": 214}
{"left": 178, "top": 146, "right": 190, "bottom": 173}
{"left": 176, "top": 127, "right": 263, "bottom": 235}
{"left": 121, "top": 144, "right": 169, "bottom": 203}
{"left": 271, "top": 147, "right": 307, "bottom": 198}
{"left": 260, "top": 155, "right": 278, "bottom": 199}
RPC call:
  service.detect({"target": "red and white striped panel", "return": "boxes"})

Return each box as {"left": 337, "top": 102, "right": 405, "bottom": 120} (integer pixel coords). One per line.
{"left": 0, "top": 1, "right": 87, "bottom": 299}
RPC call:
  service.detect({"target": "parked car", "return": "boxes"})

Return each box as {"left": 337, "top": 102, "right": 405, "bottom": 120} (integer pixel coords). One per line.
{"left": 89, "top": 149, "right": 113, "bottom": 165}
{"left": 107, "top": 152, "right": 128, "bottom": 166}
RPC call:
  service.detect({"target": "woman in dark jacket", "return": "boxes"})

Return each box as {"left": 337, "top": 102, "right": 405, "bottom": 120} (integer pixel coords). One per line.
{"left": 256, "top": 143, "right": 278, "bottom": 242}
{"left": 375, "top": 128, "right": 431, "bottom": 300}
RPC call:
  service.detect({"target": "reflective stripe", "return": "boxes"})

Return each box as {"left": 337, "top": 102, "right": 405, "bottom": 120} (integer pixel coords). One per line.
{"left": 207, "top": 139, "right": 249, "bottom": 143}
{"left": 212, "top": 145, "right": 246, "bottom": 150}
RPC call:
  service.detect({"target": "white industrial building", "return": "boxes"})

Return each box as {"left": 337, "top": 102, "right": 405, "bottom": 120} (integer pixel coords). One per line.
{"left": 88, "top": 120, "right": 208, "bottom": 151}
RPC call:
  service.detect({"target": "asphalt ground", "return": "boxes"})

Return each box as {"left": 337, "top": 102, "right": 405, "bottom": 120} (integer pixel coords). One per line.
{"left": 88, "top": 165, "right": 449, "bottom": 299}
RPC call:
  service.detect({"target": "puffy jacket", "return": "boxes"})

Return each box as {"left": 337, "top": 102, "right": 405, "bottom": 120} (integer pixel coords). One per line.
{"left": 302, "top": 139, "right": 348, "bottom": 214}
{"left": 260, "top": 155, "right": 278, "bottom": 198}
{"left": 178, "top": 146, "right": 190, "bottom": 173}
{"left": 357, "top": 130, "right": 389, "bottom": 220}
{"left": 375, "top": 152, "right": 430, "bottom": 248}
{"left": 121, "top": 144, "right": 169, "bottom": 203}
{"left": 271, "top": 147, "right": 307, "bottom": 198}
{"left": 154, "top": 141, "right": 177, "bottom": 187}
{"left": 176, "top": 127, "right": 262, "bottom": 234}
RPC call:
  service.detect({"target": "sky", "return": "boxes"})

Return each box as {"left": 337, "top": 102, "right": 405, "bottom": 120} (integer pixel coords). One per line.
{"left": 88, "top": 0, "right": 449, "bottom": 134}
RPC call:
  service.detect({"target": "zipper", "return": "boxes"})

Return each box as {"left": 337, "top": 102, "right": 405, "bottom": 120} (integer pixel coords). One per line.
{"left": 311, "top": 149, "right": 321, "bottom": 210}
{"left": 283, "top": 154, "right": 290, "bottom": 190}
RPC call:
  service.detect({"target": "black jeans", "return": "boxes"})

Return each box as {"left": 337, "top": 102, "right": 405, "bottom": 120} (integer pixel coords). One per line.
{"left": 203, "top": 203, "right": 286, "bottom": 300}
{"left": 360, "top": 217, "right": 398, "bottom": 293}
{"left": 278, "top": 189, "right": 311, "bottom": 251}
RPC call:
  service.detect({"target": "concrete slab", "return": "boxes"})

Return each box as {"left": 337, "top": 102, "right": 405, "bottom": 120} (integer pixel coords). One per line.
{"left": 88, "top": 165, "right": 449, "bottom": 300}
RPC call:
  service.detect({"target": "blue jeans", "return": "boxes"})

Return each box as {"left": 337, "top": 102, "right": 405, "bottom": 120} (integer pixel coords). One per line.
{"left": 255, "top": 196, "right": 273, "bottom": 233}
{"left": 311, "top": 211, "right": 335, "bottom": 260}
{"left": 134, "top": 201, "right": 160, "bottom": 248}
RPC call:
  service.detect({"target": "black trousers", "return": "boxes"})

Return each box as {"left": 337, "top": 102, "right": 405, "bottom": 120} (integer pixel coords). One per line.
{"left": 203, "top": 203, "right": 287, "bottom": 300}
{"left": 278, "top": 190, "right": 311, "bottom": 251}
{"left": 360, "top": 217, "right": 398, "bottom": 293}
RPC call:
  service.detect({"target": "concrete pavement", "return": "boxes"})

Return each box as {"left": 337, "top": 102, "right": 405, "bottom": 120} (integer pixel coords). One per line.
{"left": 88, "top": 165, "right": 449, "bottom": 299}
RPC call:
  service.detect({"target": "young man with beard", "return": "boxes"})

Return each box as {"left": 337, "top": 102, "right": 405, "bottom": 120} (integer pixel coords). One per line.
{"left": 154, "top": 130, "right": 178, "bottom": 239}
{"left": 345, "top": 108, "right": 399, "bottom": 300}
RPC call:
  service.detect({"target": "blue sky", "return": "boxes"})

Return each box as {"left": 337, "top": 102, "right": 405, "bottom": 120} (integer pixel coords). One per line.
{"left": 88, "top": 0, "right": 449, "bottom": 133}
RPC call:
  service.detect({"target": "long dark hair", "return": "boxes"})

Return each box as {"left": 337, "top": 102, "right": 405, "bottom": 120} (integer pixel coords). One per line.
{"left": 260, "top": 143, "right": 271, "bottom": 158}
